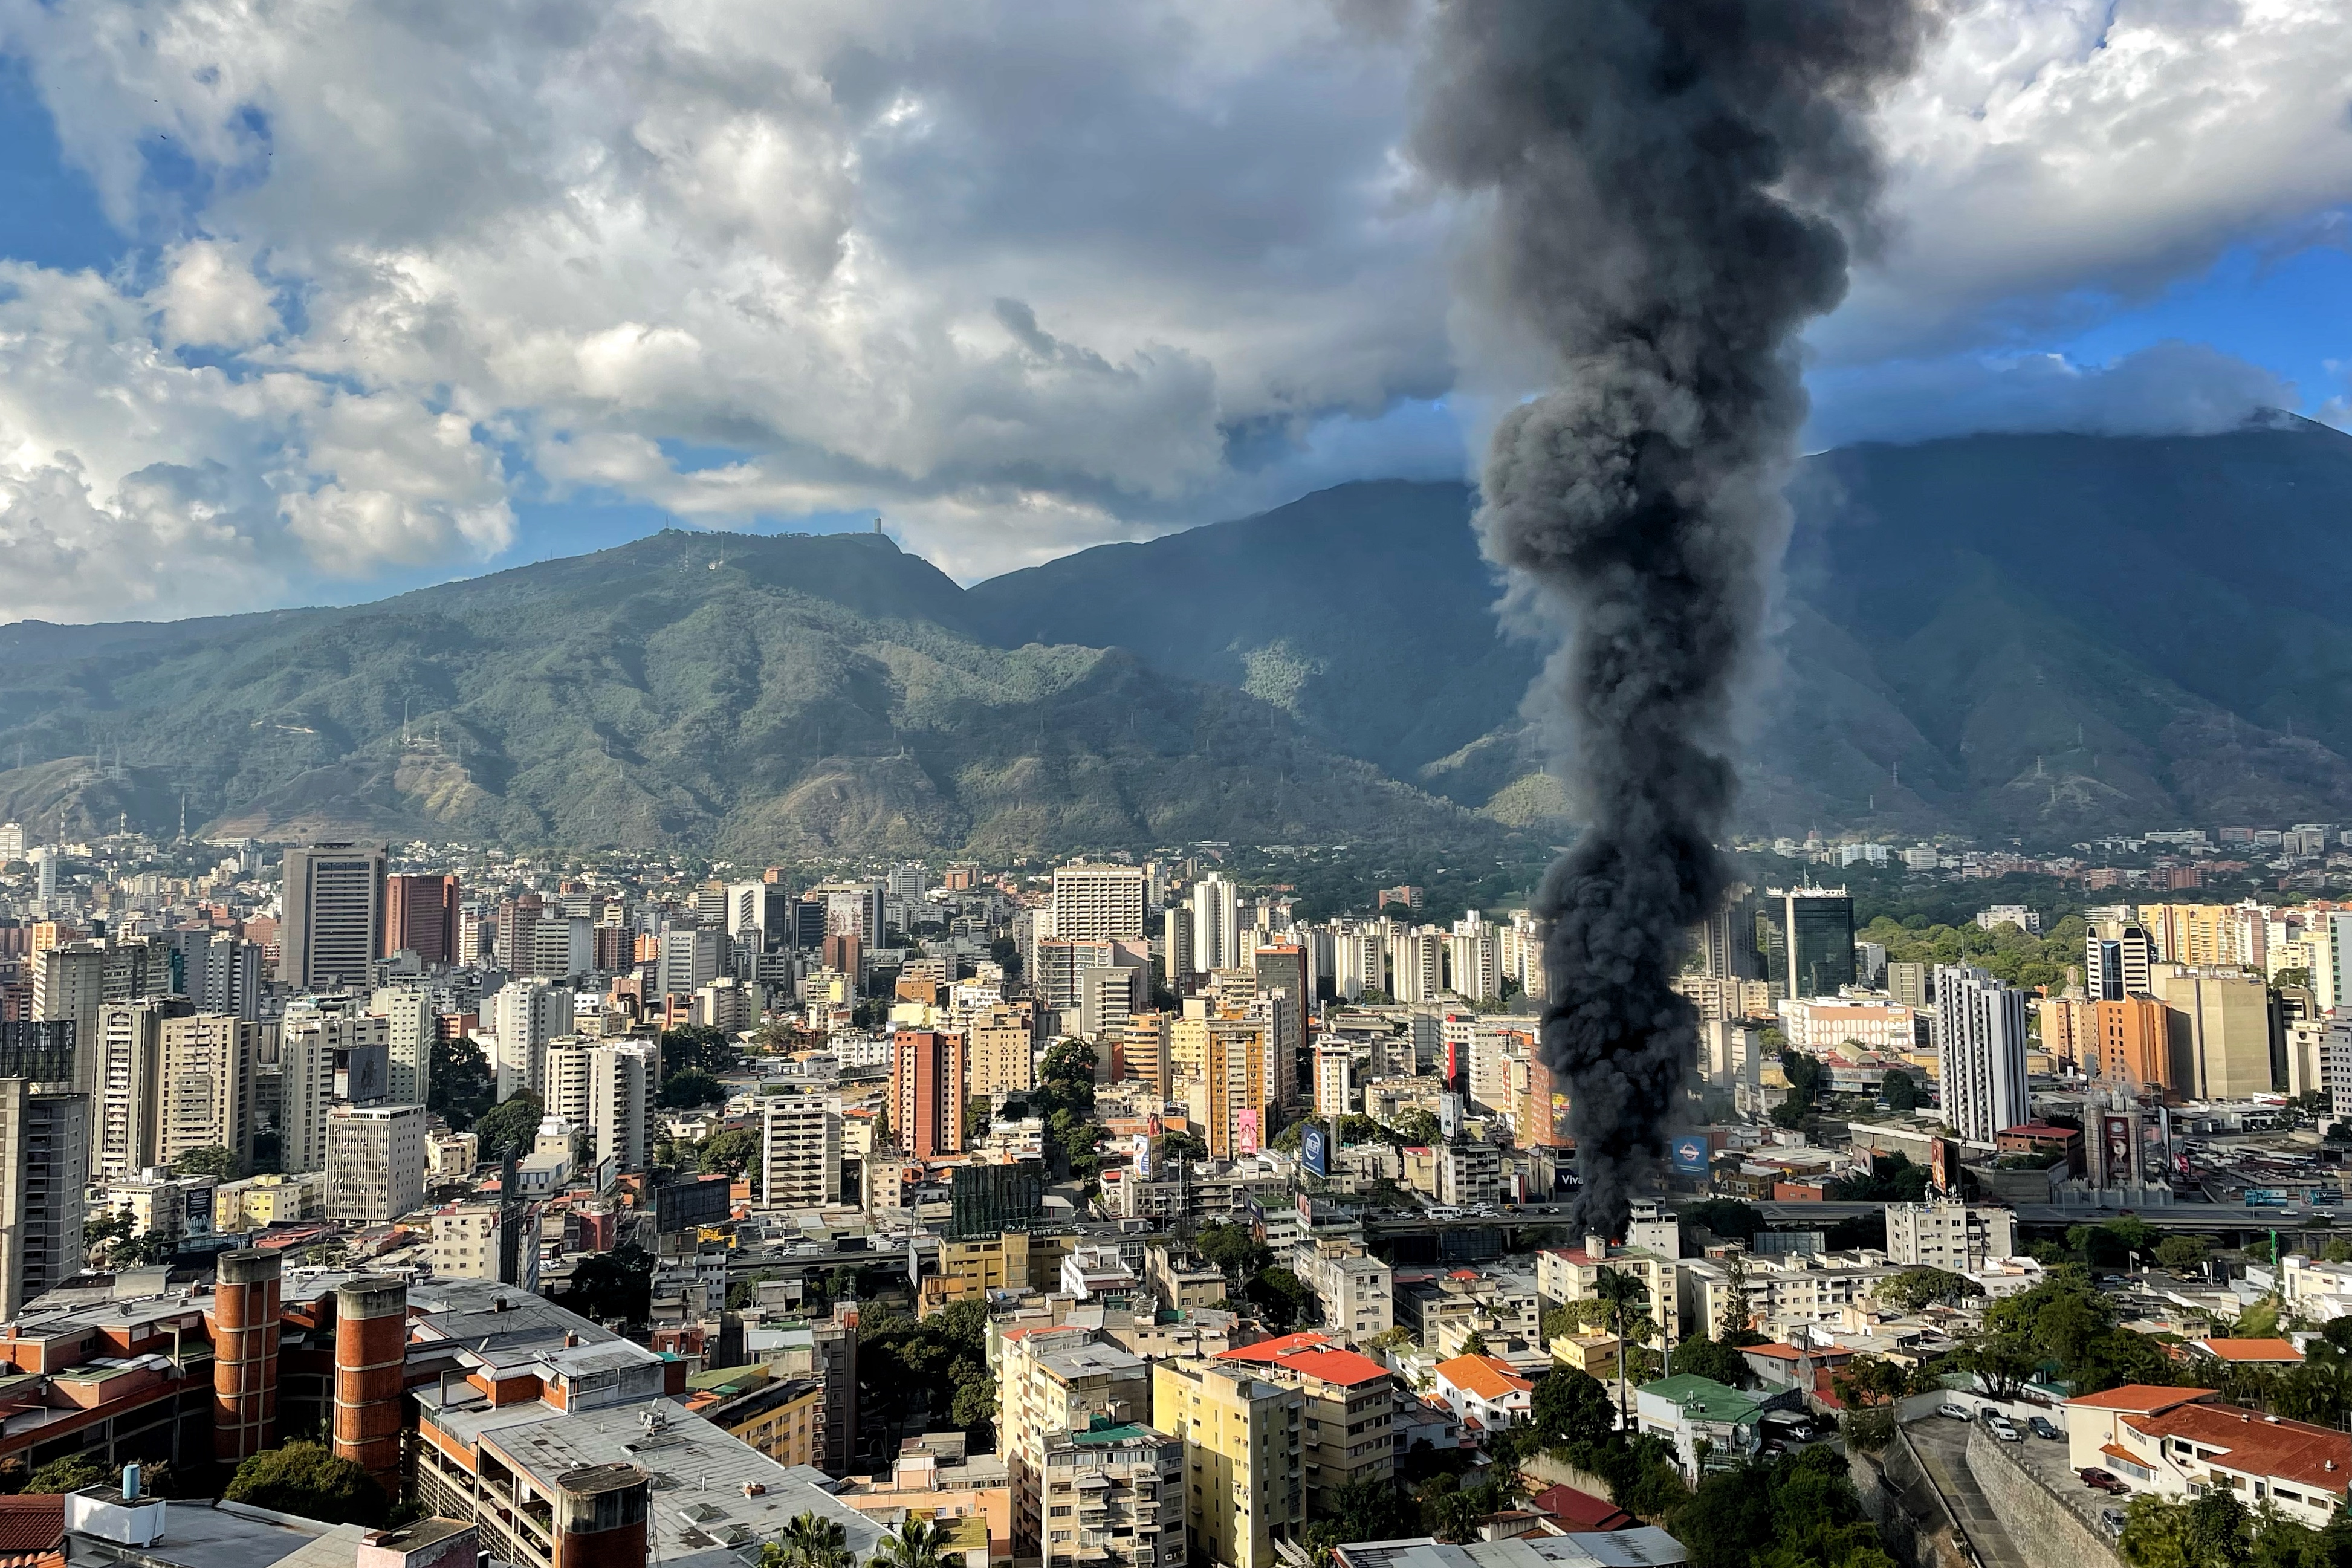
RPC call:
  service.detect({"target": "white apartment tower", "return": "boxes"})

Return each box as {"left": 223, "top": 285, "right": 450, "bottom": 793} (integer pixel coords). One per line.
{"left": 1188, "top": 875, "right": 1241, "bottom": 974}
{"left": 1054, "top": 863, "right": 1149, "bottom": 944}
{"left": 761, "top": 1090, "right": 843, "bottom": 1207}
{"left": 371, "top": 986, "right": 435, "bottom": 1106}
{"left": 1932, "top": 964, "right": 2029, "bottom": 1143}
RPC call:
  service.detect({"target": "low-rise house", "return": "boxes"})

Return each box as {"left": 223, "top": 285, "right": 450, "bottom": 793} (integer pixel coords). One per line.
{"left": 1433, "top": 1354, "right": 1532, "bottom": 1433}
{"left": 1634, "top": 1374, "right": 1801, "bottom": 1477}
{"left": 2067, "top": 1386, "right": 2351, "bottom": 1527}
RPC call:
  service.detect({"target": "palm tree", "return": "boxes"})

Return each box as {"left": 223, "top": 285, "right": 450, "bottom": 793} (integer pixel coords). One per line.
{"left": 873, "top": 1517, "right": 956, "bottom": 1568}
{"left": 763, "top": 1511, "right": 852, "bottom": 1568}
{"left": 1591, "top": 1267, "right": 1654, "bottom": 1433}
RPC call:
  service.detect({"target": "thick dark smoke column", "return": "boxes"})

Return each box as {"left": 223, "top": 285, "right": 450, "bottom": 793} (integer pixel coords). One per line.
{"left": 1414, "top": 1, "right": 1931, "bottom": 1239}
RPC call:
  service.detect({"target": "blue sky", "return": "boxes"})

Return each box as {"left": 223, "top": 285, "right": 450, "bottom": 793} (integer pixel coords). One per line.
{"left": 0, "top": 0, "right": 2344, "bottom": 620}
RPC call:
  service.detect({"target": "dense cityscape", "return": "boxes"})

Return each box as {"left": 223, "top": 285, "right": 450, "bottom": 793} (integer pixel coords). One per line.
{"left": 1, "top": 820, "right": 2351, "bottom": 1568}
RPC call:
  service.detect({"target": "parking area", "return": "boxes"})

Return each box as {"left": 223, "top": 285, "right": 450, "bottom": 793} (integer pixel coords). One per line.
{"left": 1988, "top": 1414, "right": 2130, "bottom": 1541}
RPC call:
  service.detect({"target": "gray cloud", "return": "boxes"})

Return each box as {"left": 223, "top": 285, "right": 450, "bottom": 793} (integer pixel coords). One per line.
{"left": 0, "top": 0, "right": 2341, "bottom": 616}
{"left": 1806, "top": 339, "right": 2296, "bottom": 449}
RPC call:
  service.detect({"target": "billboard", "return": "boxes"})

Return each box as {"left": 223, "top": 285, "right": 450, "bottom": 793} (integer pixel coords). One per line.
{"left": 1929, "top": 1136, "right": 1948, "bottom": 1194}
{"left": 1669, "top": 1135, "right": 1709, "bottom": 1177}
{"left": 1302, "top": 1123, "right": 1330, "bottom": 1178}
{"left": 1132, "top": 1132, "right": 1154, "bottom": 1180}
{"left": 2102, "top": 1114, "right": 2134, "bottom": 1183}
{"left": 1236, "top": 1108, "right": 1260, "bottom": 1156}
{"left": 1439, "top": 1092, "right": 1463, "bottom": 1141}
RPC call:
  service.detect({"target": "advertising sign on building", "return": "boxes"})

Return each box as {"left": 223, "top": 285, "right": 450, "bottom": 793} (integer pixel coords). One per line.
{"left": 1236, "top": 1108, "right": 1260, "bottom": 1156}
{"left": 1670, "top": 1135, "right": 1709, "bottom": 1177}
{"left": 1302, "top": 1123, "right": 1330, "bottom": 1178}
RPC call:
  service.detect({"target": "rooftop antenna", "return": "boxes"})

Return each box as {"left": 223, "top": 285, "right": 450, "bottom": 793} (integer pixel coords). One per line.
{"left": 873, "top": 514, "right": 883, "bottom": 534}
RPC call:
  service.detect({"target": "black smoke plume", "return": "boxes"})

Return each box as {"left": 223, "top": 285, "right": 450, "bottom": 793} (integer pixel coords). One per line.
{"left": 1414, "top": 1, "right": 1933, "bottom": 1239}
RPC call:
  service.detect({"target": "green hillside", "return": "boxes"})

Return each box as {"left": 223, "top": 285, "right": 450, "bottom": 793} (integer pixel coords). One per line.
{"left": 6, "top": 418, "right": 2351, "bottom": 852}
{"left": 0, "top": 530, "right": 1503, "bottom": 858}
{"left": 968, "top": 416, "right": 2352, "bottom": 839}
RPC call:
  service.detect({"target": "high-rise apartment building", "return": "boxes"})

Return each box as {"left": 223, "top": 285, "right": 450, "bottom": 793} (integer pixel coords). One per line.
{"left": 967, "top": 1007, "right": 1036, "bottom": 1099}
{"left": 659, "top": 925, "right": 722, "bottom": 997}
{"left": 1772, "top": 886, "right": 1855, "bottom": 1000}
{"left": 0, "top": 1080, "right": 88, "bottom": 1317}
{"left": 2094, "top": 995, "right": 2173, "bottom": 1099}
{"left": 2150, "top": 965, "right": 2271, "bottom": 1101}
{"left": 371, "top": 986, "right": 435, "bottom": 1106}
{"left": 1053, "top": 864, "right": 1148, "bottom": 944}
{"left": 1886, "top": 1202, "right": 2018, "bottom": 1271}
{"left": 1038, "top": 1422, "right": 1185, "bottom": 1568}
{"left": 1388, "top": 927, "right": 1442, "bottom": 1005}
{"left": 34, "top": 942, "right": 114, "bottom": 1111}
{"left": 1161, "top": 906, "right": 1194, "bottom": 984}
{"left": 385, "top": 873, "right": 461, "bottom": 967}
{"left": 279, "top": 1008, "right": 391, "bottom": 1174}
{"left": 485, "top": 982, "right": 574, "bottom": 1100}
{"left": 157, "top": 1014, "right": 256, "bottom": 1177}
{"left": 999, "top": 1328, "right": 1152, "bottom": 1556}
{"left": 96, "top": 999, "right": 183, "bottom": 1182}
{"left": 324, "top": 1103, "right": 426, "bottom": 1223}
{"left": 2086, "top": 918, "right": 2156, "bottom": 1003}
{"left": 187, "top": 933, "right": 264, "bottom": 1020}
{"left": 1213, "top": 1336, "right": 1398, "bottom": 1518}
{"left": 1314, "top": 1043, "right": 1354, "bottom": 1118}
{"left": 1151, "top": 1359, "right": 1304, "bottom": 1568}
{"left": 760, "top": 1090, "right": 843, "bottom": 1207}
{"left": 1932, "top": 964, "right": 2029, "bottom": 1142}
{"left": 586, "top": 1041, "right": 654, "bottom": 1173}
{"left": 1178, "top": 1016, "right": 1265, "bottom": 1161}
{"left": 892, "top": 1030, "right": 967, "bottom": 1157}
{"left": 1187, "top": 876, "right": 1240, "bottom": 975}
{"left": 278, "top": 844, "right": 387, "bottom": 989}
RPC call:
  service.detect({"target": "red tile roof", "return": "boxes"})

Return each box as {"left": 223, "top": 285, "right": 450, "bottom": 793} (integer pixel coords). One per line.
{"left": 2193, "top": 1339, "right": 2305, "bottom": 1364}
{"left": 2126, "top": 1404, "right": 2352, "bottom": 1496}
{"left": 1528, "top": 1484, "right": 1634, "bottom": 1533}
{"left": 1216, "top": 1333, "right": 1391, "bottom": 1387}
{"left": 2068, "top": 1385, "right": 2217, "bottom": 1414}
{"left": 0, "top": 1497, "right": 63, "bottom": 1561}
{"left": 1744, "top": 1343, "right": 1802, "bottom": 1361}
{"left": 1437, "top": 1354, "right": 1534, "bottom": 1401}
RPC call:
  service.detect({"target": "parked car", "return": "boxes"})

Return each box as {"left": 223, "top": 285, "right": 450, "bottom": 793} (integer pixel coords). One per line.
{"left": 2081, "top": 1468, "right": 2130, "bottom": 1495}
{"left": 2027, "top": 1417, "right": 2061, "bottom": 1440}
{"left": 1939, "top": 1404, "right": 1974, "bottom": 1421}
{"left": 1988, "top": 1417, "right": 2023, "bottom": 1443}
{"left": 2102, "top": 1509, "right": 2128, "bottom": 1535}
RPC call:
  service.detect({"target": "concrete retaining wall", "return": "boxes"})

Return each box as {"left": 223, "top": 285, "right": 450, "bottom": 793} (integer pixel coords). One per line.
{"left": 1966, "top": 1423, "right": 2119, "bottom": 1566}
{"left": 1851, "top": 1430, "right": 1973, "bottom": 1568}
{"left": 1517, "top": 1451, "right": 1626, "bottom": 1508}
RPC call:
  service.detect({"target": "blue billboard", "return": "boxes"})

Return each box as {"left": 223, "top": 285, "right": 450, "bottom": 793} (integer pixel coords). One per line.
{"left": 1670, "top": 1135, "right": 1709, "bottom": 1177}
{"left": 1302, "top": 1123, "right": 1330, "bottom": 1178}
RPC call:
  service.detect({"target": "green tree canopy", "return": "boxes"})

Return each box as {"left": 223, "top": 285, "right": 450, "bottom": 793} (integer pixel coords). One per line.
{"left": 223, "top": 1442, "right": 388, "bottom": 1526}
{"left": 660, "top": 1025, "right": 739, "bottom": 1078}
{"left": 427, "top": 1034, "right": 496, "bottom": 1130}
{"left": 562, "top": 1242, "right": 655, "bottom": 1325}
{"left": 1668, "top": 1335, "right": 1755, "bottom": 1388}
{"left": 24, "top": 1454, "right": 109, "bottom": 1494}
{"left": 1876, "top": 1267, "right": 1985, "bottom": 1312}
{"left": 699, "top": 1127, "right": 761, "bottom": 1176}
{"left": 659, "top": 1069, "right": 727, "bottom": 1109}
{"left": 171, "top": 1144, "right": 239, "bottom": 1179}
{"left": 473, "top": 1090, "right": 544, "bottom": 1163}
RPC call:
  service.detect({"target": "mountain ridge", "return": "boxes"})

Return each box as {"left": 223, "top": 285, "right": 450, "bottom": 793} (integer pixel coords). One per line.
{"left": 7, "top": 420, "right": 2352, "bottom": 851}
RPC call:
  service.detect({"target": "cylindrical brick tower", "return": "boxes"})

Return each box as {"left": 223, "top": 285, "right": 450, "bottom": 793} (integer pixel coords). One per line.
{"left": 551, "top": 1464, "right": 650, "bottom": 1568}
{"left": 211, "top": 1248, "right": 283, "bottom": 1463}
{"left": 332, "top": 1276, "right": 409, "bottom": 1501}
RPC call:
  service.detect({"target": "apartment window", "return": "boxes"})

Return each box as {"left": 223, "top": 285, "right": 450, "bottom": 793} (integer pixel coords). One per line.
{"left": 1051, "top": 1508, "right": 1072, "bottom": 1518}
